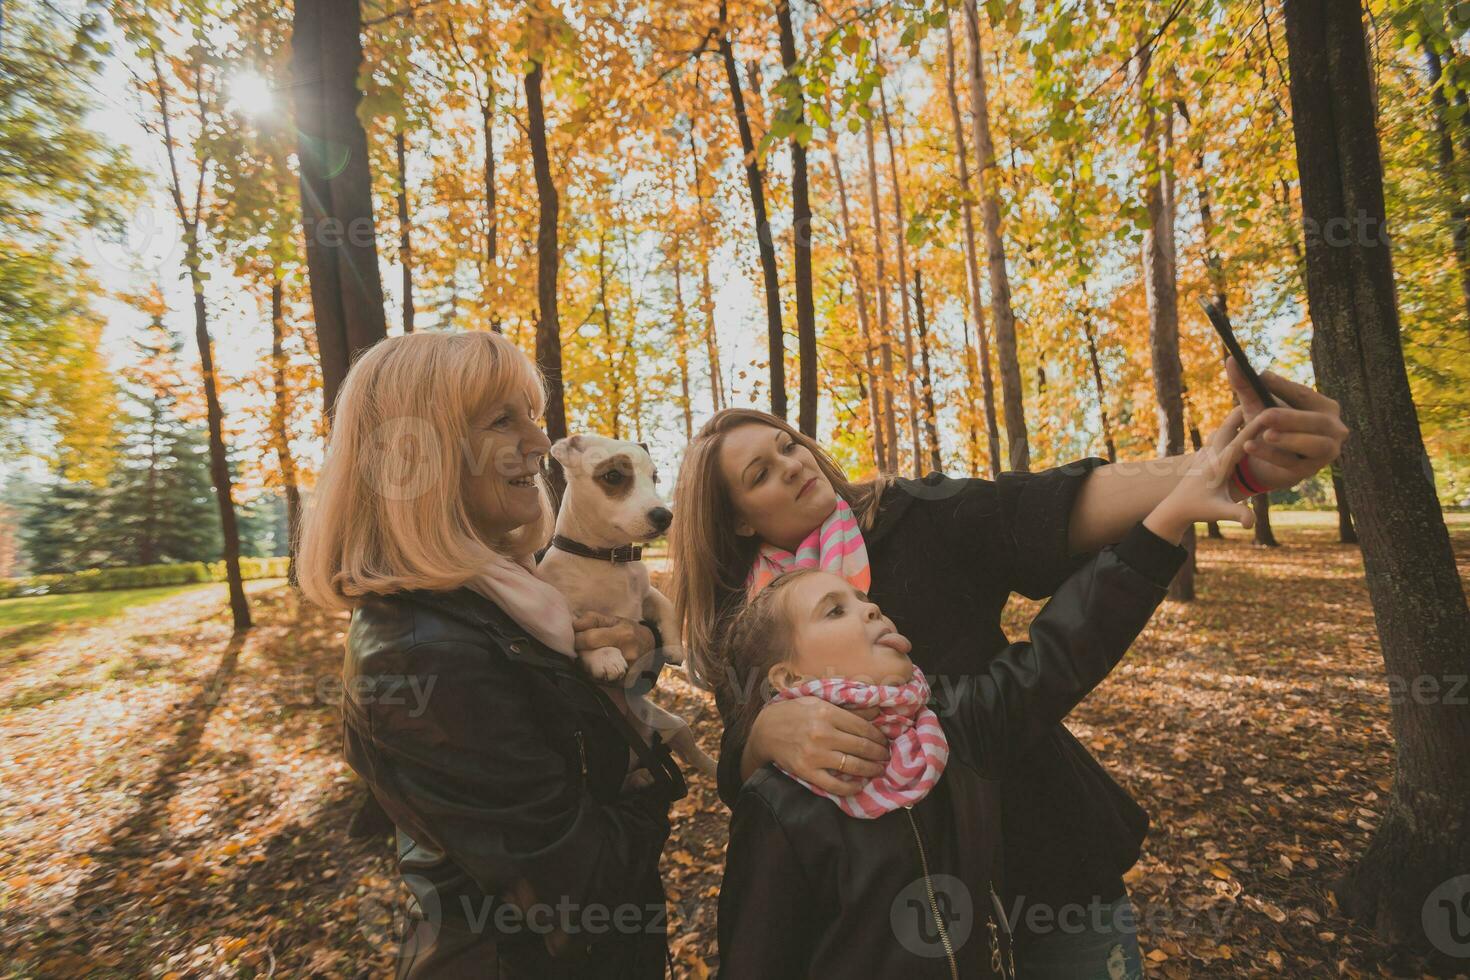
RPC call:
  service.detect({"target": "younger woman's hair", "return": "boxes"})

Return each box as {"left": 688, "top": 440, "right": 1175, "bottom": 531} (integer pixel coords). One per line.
{"left": 670, "top": 408, "right": 891, "bottom": 695}
{"left": 720, "top": 568, "right": 821, "bottom": 750}
{"left": 296, "top": 331, "right": 554, "bottom": 612}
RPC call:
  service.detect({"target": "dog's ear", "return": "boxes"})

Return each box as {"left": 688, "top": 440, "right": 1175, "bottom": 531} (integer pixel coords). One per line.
{"left": 550, "top": 435, "right": 583, "bottom": 466}
{"left": 636, "top": 441, "right": 651, "bottom": 458}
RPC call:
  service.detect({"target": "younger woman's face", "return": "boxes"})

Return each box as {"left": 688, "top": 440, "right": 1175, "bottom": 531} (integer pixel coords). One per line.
{"left": 464, "top": 392, "right": 551, "bottom": 539}
{"left": 718, "top": 424, "right": 839, "bottom": 551}
{"left": 770, "top": 572, "right": 914, "bottom": 690}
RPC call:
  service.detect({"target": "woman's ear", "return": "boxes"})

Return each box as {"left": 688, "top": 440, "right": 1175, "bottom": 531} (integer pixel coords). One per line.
{"left": 768, "top": 661, "right": 802, "bottom": 691}
{"left": 735, "top": 521, "right": 755, "bottom": 537}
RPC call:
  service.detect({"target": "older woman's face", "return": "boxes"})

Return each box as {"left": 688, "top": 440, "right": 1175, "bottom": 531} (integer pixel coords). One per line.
{"left": 464, "top": 392, "right": 551, "bottom": 539}
{"left": 717, "top": 423, "right": 838, "bottom": 551}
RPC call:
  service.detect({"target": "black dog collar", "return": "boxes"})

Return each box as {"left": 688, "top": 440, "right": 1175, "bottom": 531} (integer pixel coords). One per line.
{"left": 551, "top": 535, "right": 643, "bottom": 563}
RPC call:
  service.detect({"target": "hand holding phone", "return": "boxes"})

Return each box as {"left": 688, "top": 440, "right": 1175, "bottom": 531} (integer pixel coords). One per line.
{"left": 1196, "top": 298, "right": 1281, "bottom": 409}
{"left": 1196, "top": 297, "right": 1306, "bottom": 462}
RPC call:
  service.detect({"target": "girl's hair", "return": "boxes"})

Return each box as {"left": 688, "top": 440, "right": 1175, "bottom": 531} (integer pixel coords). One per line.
{"left": 720, "top": 568, "right": 821, "bottom": 749}
{"left": 296, "top": 331, "right": 555, "bottom": 612}
{"left": 669, "top": 407, "right": 890, "bottom": 695}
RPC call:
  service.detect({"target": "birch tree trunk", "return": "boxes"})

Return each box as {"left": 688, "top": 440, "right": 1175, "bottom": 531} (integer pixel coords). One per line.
{"left": 831, "top": 124, "right": 888, "bottom": 470}
{"left": 719, "top": 0, "right": 786, "bottom": 419}
{"left": 962, "top": 0, "right": 1028, "bottom": 471}
{"left": 864, "top": 117, "right": 901, "bottom": 469}
{"left": 944, "top": 15, "right": 1001, "bottom": 477}
{"left": 1136, "top": 42, "right": 1191, "bottom": 599}
{"left": 878, "top": 84, "right": 923, "bottom": 474}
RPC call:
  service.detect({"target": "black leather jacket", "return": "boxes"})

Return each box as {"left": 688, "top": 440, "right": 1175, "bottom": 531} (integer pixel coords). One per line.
{"left": 343, "top": 586, "right": 681, "bottom": 980}
{"left": 717, "top": 521, "right": 1186, "bottom": 979}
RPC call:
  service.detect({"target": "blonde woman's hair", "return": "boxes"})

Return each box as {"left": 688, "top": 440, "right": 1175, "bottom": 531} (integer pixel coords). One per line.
{"left": 669, "top": 408, "right": 890, "bottom": 694}
{"left": 296, "top": 331, "right": 554, "bottom": 612}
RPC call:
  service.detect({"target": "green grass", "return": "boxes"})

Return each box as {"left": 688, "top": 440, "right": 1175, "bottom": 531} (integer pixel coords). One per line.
{"left": 0, "top": 582, "right": 216, "bottom": 632}
{"left": 1230, "top": 508, "right": 1470, "bottom": 527}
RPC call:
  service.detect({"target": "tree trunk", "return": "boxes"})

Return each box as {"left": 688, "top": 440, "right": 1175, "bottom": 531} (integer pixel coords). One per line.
{"left": 483, "top": 101, "right": 497, "bottom": 269}
{"left": 1308, "top": 309, "right": 1358, "bottom": 547}
{"left": 688, "top": 118, "right": 726, "bottom": 413}
{"left": 1136, "top": 42, "right": 1191, "bottom": 600}
{"left": 596, "top": 233, "right": 622, "bottom": 440}
{"left": 670, "top": 249, "right": 694, "bottom": 441}
{"left": 188, "top": 238, "right": 250, "bottom": 632}
{"left": 962, "top": 0, "right": 1028, "bottom": 471}
{"left": 1424, "top": 45, "right": 1470, "bottom": 327}
{"left": 913, "top": 268, "right": 942, "bottom": 472}
{"left": 524, "top": 54, "right": 567, "bottom": 499}
{"left": 944, "top": 15, "right": 1001, "bottom": 477}
{"left": 1252, "top": 493, "right": 1279, "bottom": 546}
{"left": 290, "top": 0, "right": 387, "bottom": 421}
{"left": 878, "top": 84, "right": 924, "bottom": 474}
{"left": 1083, "top": 304, "right": 1118, "bottom": 465}
{"left": 1284, "top": 0, "right": 1470, "bottom": 950}
{"left": 719, "top": 2, "right": 785, "bottom": 420}
{"left": 776, "top": 0, "right": 816, "bottom": 436}
{"left": 394, "top": 130, "right": 414, "bottom": 334}
{"left": 1188, "top": 423, "right": 1222, "bottom": 538}
{"left": 269, "top": 277, "right": 303, "bottom": 583}
{"left": 830, "top": 122, "right": 887, "bottom": 471}
{"left": 863, "top": 117, "right": 900, "bottom": 469}
{"left": 1332, "top": 461, "right": 1358, "bottom": 544}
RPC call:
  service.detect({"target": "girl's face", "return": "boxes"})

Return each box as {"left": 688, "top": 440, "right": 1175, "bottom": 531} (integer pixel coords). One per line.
{"left": 717, "top": 423, "right": 839, "bottom": 551}
{"left": 769, "top": 571, "right": 914, "bottom": 690}
{"left": 464, "top": 392, "right": 551, "bottom": 539}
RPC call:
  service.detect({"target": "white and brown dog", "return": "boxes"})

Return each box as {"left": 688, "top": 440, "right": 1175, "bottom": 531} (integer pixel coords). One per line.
{"left": 535, "top": 434, "right": 717, "bottom": 781}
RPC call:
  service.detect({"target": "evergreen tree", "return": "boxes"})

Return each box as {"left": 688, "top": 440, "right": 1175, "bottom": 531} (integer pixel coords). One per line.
{"left": 22, "top": 480, "right": 108, "bottom": 574}
{"left": 237, "top": 491, "right": 289, "bottom": 559}
{"left": 93, "top": 310, "right": 221, "bottom": 566}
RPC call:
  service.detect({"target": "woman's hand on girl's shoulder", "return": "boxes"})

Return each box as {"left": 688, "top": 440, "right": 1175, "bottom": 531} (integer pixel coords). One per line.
{"left": 743, "top": 696, "right": 889, "bottom": 797}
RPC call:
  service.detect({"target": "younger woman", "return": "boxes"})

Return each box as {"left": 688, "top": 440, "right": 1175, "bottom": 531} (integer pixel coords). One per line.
{"left": 715, "top": 411, "right": 1254, "bottom": 980}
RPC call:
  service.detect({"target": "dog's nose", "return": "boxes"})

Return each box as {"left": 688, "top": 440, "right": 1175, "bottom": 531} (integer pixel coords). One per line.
{"left": 647, "top": 507, "right": 673, "bottom": 533}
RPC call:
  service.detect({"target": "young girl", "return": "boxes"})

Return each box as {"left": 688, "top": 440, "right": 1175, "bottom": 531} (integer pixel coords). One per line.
{"left": 715, "top": 410, "right": 1255, "bottom": 980}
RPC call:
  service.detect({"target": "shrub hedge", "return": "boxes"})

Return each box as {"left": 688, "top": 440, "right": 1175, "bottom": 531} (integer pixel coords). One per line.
{"left": 0, "top": 557, "right": 291, "bottom": 600}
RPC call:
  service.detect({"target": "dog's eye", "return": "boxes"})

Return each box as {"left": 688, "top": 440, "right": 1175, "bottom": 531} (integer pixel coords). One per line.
{"left": 602, "top": 470, "right": 625, "bottom": 485}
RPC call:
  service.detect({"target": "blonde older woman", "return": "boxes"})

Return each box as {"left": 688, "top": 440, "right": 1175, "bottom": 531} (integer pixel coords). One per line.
{"left": 299, "top": 332, "right": 680, "bottom": 980}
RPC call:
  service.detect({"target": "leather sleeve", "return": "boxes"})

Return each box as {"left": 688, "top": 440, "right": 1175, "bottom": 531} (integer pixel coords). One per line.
{"left": 940, "top": 521, "right": 1186, "bottom": 773}
{"left": 717, "top": 789, "right": 813, "bottom": 980}
{"left": 934, "top": 457, "right": 1111, "bottom": 599}
{"left": 358, "top": 639, "right": 672, "bottom": 919}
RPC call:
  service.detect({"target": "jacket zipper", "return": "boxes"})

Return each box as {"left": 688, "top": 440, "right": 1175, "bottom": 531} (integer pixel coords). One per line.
{"left": 903, "top": 806, "right": 959, "bottom": 980}
{"left": 989, "top": 885, "right": 1017, "bottom": 979}
{"left": 574, "top": 730, "right": 588, "bottom": 781}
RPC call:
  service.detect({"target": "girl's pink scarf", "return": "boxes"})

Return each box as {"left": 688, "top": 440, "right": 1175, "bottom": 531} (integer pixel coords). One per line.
{"left": 771, "top": 667, "right": 949, "bottom": 819}
{"left": 745, "top": 497, "right": 872, "bottom": 599}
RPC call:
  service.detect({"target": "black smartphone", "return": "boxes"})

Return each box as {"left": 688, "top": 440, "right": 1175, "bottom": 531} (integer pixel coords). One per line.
{"left": 1197, "top": 297, "right": 1281, "bottom": 409}
{"left": 1198, "top": 297, "right": 1306, "bottom": 461}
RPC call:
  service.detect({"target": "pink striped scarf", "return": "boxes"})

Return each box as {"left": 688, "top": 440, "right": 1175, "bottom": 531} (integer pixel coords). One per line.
{"left": 771, "top": 668, "right": 949, "bottom": 818}
{"left": 745, "top": 498, "right": 872, "bottom": 599}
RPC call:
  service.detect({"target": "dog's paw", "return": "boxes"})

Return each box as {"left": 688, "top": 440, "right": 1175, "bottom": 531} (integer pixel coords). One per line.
{"left": 621, "top": 769, "right": 656, "bottom": 792}
{"left": 584, "top": 647, "right": 628, "bottom": 682}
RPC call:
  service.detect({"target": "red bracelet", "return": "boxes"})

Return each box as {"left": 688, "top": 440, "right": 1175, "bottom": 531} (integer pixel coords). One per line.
{"left": 1233, "top": 456, "right": 1269, "bottom": 496}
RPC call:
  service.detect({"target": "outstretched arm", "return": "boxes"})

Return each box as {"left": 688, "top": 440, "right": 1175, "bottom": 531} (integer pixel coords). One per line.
{"left": 1066, "top": 359, "right": 1348, "bottom": 554}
